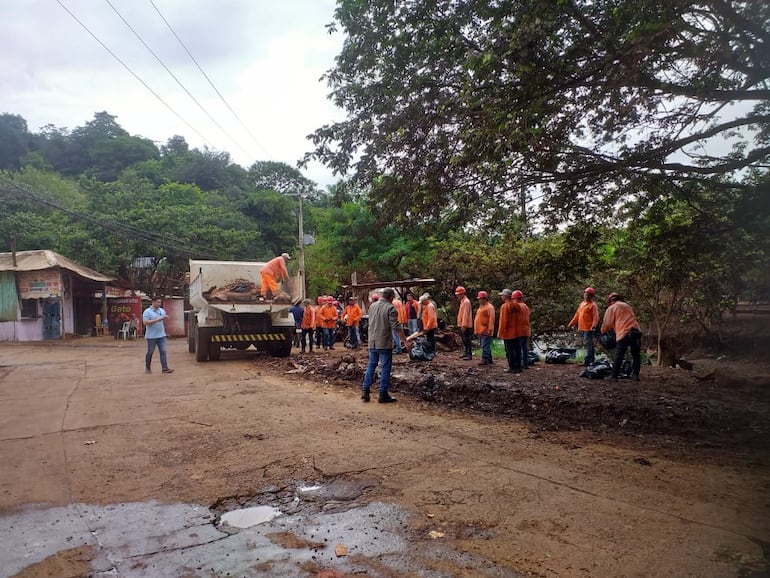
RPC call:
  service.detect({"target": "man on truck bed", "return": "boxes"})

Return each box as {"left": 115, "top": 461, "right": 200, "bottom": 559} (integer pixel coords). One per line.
{"left": 260, "top": 253, "right": 291, "bottom": 299}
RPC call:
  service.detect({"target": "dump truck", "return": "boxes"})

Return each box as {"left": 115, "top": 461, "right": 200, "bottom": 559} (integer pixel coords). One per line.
{"left": 187, "top": 259, "right": 301, "bottom": 361}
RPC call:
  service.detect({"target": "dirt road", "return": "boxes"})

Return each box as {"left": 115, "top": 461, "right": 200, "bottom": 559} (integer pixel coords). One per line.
{"left": 0, "top": 338, "right": 768, "bottom": 577}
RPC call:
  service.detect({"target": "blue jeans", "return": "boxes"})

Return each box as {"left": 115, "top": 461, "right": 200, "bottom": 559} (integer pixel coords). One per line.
{"left": 322, "top": 327, "right": 334, "bottom": 349}
{"left": 392, "top": 330, "right": 403, "bottom": 353}
{"left": 480, "top": 335, "right": 493, "bottom": 362}
{"left": 362, "top": 348, "right": 393, "bottom": 395}
{"left": 348, "top": 325, "right": 360, "bottom": 348}
{"left": 407, "top": 319, "right": 419, "bottom": 335}
{"left": 582, "top": 330, "right": 596, "bottom": 365}
{"left": 145, "top": 336, "right": 169, "bottom": 370}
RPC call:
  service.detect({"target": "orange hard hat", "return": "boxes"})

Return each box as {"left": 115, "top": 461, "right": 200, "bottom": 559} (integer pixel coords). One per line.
{"left": 584, "top": 287, "right": 595, "bottom": 296}
{"left": 371, "top": 293, "right": 380, "bottom": 301}
{"left": 477, "top": 290, "right": 488, "bottom": 299}
{"left": 511, "top": 290, "right": 523, "bottom": 299}
{"left": 455, "top": 286, "right": 466, "bottom": 295}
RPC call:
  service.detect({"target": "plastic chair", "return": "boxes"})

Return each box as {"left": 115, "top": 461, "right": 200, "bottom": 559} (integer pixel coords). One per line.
{"left": 117, "top": 321, "right": 131, "bottom": 340}
{"left": 95, "top": 314, "right": 107, "bottom": 336}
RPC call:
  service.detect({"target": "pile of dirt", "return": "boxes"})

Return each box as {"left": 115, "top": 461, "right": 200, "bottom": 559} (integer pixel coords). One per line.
{"left": 263, "top": 349, "right": 770, "bottom": 452}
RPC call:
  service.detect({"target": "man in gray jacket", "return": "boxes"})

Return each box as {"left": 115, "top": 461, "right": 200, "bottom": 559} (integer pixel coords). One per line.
{"left": 361, "top": 288, "right": 412, "bottom": 403}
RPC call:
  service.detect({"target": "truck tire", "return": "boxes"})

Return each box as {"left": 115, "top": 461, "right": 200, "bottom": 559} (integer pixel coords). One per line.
{"left": 209, "top": 339, "right": 221, "bottom": 361}
{"left": 269, "top": 329, "right": 293, "bottom": 358}
{"left": 195, "top": 328, "right": 209, "bottom": 362}
{"left": 188, "top": 312, "right": 197, "bottom": 353}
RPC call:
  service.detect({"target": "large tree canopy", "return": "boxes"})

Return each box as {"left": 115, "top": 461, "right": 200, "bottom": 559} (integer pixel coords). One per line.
{"left": 307, "top": 0, "right": 769, "bottom": 227}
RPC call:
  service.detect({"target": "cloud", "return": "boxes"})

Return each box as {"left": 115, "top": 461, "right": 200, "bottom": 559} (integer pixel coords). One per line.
{"left": 0, "top": 0, "right": 345, "bottom": 188}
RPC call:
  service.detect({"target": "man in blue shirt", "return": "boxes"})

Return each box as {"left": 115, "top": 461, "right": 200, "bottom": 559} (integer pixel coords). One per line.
{"left": 142, "top": 296, "right": 174, "bottom": 374}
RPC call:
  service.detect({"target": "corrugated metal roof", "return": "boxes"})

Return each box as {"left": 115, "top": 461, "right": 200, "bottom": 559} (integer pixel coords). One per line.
{"left": 0, "top": 250, "right": 115, "bottom": 282}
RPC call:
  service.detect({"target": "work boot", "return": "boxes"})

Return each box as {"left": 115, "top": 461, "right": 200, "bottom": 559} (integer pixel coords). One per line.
{"left": 378, "top": 393, "right": 397, "bottom": 403}
{"left": 162, "top": 368, "right": 174, "bottom": 374}
{"left": 478, "top": 359, "right": 491, "bottom": 366}
{"left": 361, "top": 390, "right": 370, "bottom": 402}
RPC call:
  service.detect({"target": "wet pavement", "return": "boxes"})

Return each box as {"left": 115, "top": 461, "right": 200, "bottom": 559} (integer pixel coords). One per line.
{"left": 1, "top": 481, "right": 520, "bottom": 577}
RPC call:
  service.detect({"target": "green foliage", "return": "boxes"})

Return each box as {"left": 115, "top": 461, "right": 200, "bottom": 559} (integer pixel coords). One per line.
{"left": 308, "top": 0, "right": 768, "bottom": 228}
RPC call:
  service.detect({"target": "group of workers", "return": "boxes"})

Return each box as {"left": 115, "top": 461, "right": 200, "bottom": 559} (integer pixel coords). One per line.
{"left": 289, "top": 290, "right": 441, "bottom": 355}
{"left": 457, "top": 285, "right": 642, "bottom": 381}
{"left": 289, "top": 282, "right": 642, "bottom": 383}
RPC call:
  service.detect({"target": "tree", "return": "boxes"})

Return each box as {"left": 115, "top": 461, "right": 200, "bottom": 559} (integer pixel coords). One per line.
{"left": 0, "top": 113, "right": 31, "bottom": 171}
{"left": 307, "top": 0, "right": 769, "bottom": 227}
{"left": 248, "top": 161, "right": 320, "bottom": 199}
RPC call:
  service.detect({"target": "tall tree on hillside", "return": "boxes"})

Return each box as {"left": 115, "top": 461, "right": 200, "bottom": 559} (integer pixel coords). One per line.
{"left": 248, "top": 161, "right": 320, "bottom": 199}
{"left": 307, "top": 0, "right": 769, "bottom": 228}
{"left": 0, "top": 113, "right": 31, "bottom": 170}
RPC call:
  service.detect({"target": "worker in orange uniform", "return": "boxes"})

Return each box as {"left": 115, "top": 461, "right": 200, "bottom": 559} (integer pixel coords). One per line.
{"left": 512, "top": 290, "right": 531, "bottom": 369}
{"left": 392, "top": 293, "right": 406, "bottom": 353}
{"left": 455, "top": 286, "right": 474, "bottom": 360}
{"left": 601, "top": 293, "right": 642, "bottom": 381}
{"left": 319, "top": 296, "right": 339, "bottom": 350}
{"left": 419, "top": 293, "right": 439, "bottom": 351}
{"left": 474, "top": 291, "right": 495, "bottom": 365}
{"left": 343, "top": 297, "right": 363, "bottom": 349}
{"left": 497, "top": 289, "right": 523, "bottom": 372}
{"left": 300, "top": 298, "right": 316, "bottom": 353}
{"left": 260, "top": 253, "right": 291, "bottom": 299}
{"left": 314, "top": 296, "right": 325, "bottom": 348}
{"left": 568, "top": 287, "right": 600, "bottom": 366}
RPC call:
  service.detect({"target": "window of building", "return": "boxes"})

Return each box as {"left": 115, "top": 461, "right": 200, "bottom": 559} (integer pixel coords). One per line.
{"left": 20, "top": 299, "right": 39, "bottom": 318}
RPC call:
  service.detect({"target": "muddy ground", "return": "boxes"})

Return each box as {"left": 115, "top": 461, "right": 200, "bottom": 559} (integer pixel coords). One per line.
{"left": 278, "top": 341, "right": 770, "bottom": 455}
{"left": 1, "top": 336, "right": 769, "bottom": 577}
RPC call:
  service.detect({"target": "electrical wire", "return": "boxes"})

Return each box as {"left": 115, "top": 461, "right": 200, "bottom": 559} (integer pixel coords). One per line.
{"left": 147, "top": 0, "right": 273, "bottom": 160}
{"left": 0, "top": 176, "right": 223, "bottom": 260}
{"left": 55, "top": 0, "right": 216, "bottom": 150}
{"left": 103, "top": 0, "right": 255, "bottom": 160}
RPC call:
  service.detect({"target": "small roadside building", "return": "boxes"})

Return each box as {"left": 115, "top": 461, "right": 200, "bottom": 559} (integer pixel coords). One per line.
{"left": 0, "top": 250, "right": 116, "bottom": 341}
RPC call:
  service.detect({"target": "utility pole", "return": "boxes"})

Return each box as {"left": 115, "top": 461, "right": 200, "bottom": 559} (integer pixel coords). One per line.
{"left": 298, "top": 195, "right": 306, "bottom": 300}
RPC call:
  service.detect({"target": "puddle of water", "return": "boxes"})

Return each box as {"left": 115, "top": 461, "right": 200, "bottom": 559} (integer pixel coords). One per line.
{"left": 218, "top": 505, "right": 282, "bottom": 528}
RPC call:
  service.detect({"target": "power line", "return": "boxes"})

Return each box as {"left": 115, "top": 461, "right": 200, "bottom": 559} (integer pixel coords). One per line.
{"left": 147, "top": 0, "right": 274, "bottom": 161}
{"left": 0, "top": 176, "right": 221, "bottom": 260}
{"left": 103, "top": 0, "right": 255, "bottom": 160}
{"left": 55, "top": 0, "right": 216, "bottom": 150}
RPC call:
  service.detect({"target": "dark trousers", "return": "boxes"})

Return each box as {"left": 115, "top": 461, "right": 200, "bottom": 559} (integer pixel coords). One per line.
{"left": 461, "top": 327, "right": 473, "bottom": 356}
{"left": 504, "top": 338, "right": 521, "bottom": 371}
{"left": 425, "top": 329, "right": 436, "bottom": 350}
{"left": 519, "top": 336, "right": 530, "bottom": 368}
{"left": 301, "top": 328, "right": 314, "bottom": 352}
{"left": 612, "top": 329, "right": 642, "bottom": 378}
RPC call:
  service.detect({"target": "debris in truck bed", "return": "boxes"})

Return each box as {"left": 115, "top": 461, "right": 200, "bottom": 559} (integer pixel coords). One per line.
{"left": 207, "top": 279, "right": 261, "bottom": 302}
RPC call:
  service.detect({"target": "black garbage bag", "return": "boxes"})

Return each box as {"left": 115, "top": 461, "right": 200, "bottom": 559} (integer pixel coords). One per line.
{"left": 409, "top": 337, "right": 435, "bottom": 362}
{"left": 527, "top": 350, "right": 540, "bottom": 365}
{"left": 598, "top": 329, "right": 616, "bottom": 350}
{"left": 579, "top": 359, "right": 614, "bottom": 379}
{"left": 545, "top": 349, "right": 572, "bottom": 364}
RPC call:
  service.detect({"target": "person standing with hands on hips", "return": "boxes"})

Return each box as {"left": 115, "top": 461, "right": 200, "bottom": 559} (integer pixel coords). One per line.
{"left": 143, "top": 296, "right": 174, "bottom": 374}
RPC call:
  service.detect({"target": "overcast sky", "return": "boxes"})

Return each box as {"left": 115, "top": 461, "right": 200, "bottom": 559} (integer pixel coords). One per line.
{"left": 1, "top": 0, "right": 345, "bottom": 188}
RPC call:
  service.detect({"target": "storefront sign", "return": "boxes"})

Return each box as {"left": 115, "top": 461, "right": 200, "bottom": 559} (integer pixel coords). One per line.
{"left": 18, "top": 270, "right": 61, "bottom": 298}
